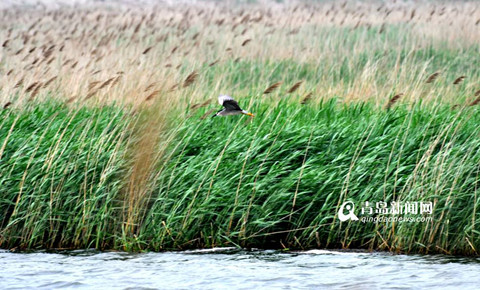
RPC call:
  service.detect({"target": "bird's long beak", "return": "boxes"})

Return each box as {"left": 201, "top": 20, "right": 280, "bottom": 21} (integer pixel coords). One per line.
{"left": 244, "top": 112, "right": 255, "bottom": 117}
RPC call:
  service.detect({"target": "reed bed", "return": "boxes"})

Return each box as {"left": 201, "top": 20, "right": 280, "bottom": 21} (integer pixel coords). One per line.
{"left": 1, "top": 0, "right": 480, "bottom": 255}
{"left": 139, "top": 100, "right": 480, "bottom": 255}
{"left": 1, "top": 0, "right": 479, "bottom": 109}
{"left": 1, "top": 100, "right": 480, "bottom": 255}
{"left": 0, "top": 102, "right": 132, "bottom": 249}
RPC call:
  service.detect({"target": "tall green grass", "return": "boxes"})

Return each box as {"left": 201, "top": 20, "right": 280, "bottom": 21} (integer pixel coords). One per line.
{"left": 0, "top": 102, "right": 132, "bottom": 249}
{"left": 1, "top": 0, "right": 480, "bottom": 256}
{"left": 1, "top": 99, "right": 479, "bottom": 255}
{"left": 138, "top": 99, "right": 480, "bottom": 255}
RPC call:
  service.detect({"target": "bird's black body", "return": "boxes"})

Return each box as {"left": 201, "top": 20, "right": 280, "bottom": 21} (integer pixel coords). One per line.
{"left": 222, "top": 99, "right": 242, "bottom": 111}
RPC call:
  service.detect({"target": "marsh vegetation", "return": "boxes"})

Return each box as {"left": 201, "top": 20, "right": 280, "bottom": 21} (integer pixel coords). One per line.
{"left": 1, "top": 0, "right": 480, "bottom": 255}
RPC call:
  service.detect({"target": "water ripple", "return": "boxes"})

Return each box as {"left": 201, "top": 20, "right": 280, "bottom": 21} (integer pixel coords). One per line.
{"left": 1, "top": 248, "right": 480, "bottom": 289}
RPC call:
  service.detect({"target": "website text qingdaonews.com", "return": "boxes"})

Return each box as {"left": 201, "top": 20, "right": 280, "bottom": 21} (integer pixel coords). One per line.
{"left": 360, "top": 216, "right": 433, "bottom": 223}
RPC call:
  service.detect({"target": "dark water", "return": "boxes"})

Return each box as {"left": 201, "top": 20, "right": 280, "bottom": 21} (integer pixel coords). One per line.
{"left": 1, "top": 248, "right": 480, "bottom": 289}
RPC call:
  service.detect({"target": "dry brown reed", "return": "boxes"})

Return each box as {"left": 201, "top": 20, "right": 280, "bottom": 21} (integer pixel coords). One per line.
{"left": 42, "top": 76, "right": 57, "bottom": 88}
{"left": 469, "top": 96, "right": 480, "bottom": 107}
{"left": 453, "top": 76, "right": 466, "bottom": 85}
{"left": 183, "top": 72, "right": 199, "bottom": 88}
{"left": 145, "top": 90, "right": 161, "bottom": 102}
{"left": 301, "top": 92, "right": 313, "bottom": 105}
{"left": 287, "top": 81, "right": 303, "bottom": 94}
{"left": 241, "top": 39, "right": 252, "bottom": 46}
{"left": 0, "top": 0, "right": 464, "bottom": 113}
{"left": 25, "top": 82, "right": 39, "bottom": 93}
{"left": 208, "top": 60, "right": 220, "bottom": 67}
{"left": 122, "top": 99, "right": 170, "bottom": 238}
{"left": 144, "top": 82, "right": 159, "bottom": 92}
{"left": 426, "top": 72, "right": 441, "bottom": 84}
{"left": 385, "top": 93, "right": 403, "bottom": 110}
{"left": 263, "top": 82, "right": 283, "bottom": 94}
{"left": 143, "top": 46, "right": 153, "bottom": 54}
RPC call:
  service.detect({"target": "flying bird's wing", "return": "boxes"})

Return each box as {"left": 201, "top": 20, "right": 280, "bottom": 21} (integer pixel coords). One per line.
{"left": 218, "top": 95, "right": 242, "bottom": 111}
{"left": 218, "top": 95, "right": 233, "bottom": 105}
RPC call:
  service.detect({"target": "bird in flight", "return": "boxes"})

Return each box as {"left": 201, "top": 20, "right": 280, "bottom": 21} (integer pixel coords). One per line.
{"left": 212, "top": 95, "right": 254, "bottom": 118}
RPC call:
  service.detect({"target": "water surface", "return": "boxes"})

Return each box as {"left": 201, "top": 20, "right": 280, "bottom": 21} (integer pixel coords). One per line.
{"left": 1, "top": 248, "right": 479, "bottom": 289}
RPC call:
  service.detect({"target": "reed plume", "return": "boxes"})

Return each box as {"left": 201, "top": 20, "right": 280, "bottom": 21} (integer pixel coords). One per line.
{"left": 263, "top": 81, "right": 282, "bottom": 94}
{"left": 30, "top": 86, "right": 41, "bottom": 99}
{"left": 143, "top": 46, "right": 153, "bottom": 54}
{"left": 25, "top": 82, "right": 39, "bottom": 93}
{"left": 385, "top": 93, "right": 403, "bottom": 110}
{"left": 469, "top": 97, "right": 480, "bottom": 107}
{"left": 144, "top": 82, "right": 158, "bottom": 92}
{"left": 426, "top": 72, "right": 441, "bottom": 83}
{"left": 453, "top": 76, "right": 466, "bottom": 85}
{"left": 469, "top": 91, "right": 480, "bottom": 107}
{"left": 42, "top": 76, "right": 57, "bottom": 88}
{"left": 98, "top": 77, "right": 116, "bottom": 90}
{"left": 3, "top": 102, "right": 12, "bottom": 109}
{"left": 301, "top": 92, "right": 313, "bottom": 104}
{"left": 241, "top": 39, "right": 251, "bottom": 46}
{"left": 183, "top": 71, "right": 198, "bottom": 87}
{"left": 209, "top": 59, "right": 219, "bottom": 67}
{"left": 145, "top": 90, "right": 161, "bottom": 101}
{"left": 287, "top": 81, "right": 303, "bottom": 93}
{"left": 88, "top": 81, "right": 101, "bottom": 91}
{"left": 14, "top": 78, "right": 24, "bottom": 88}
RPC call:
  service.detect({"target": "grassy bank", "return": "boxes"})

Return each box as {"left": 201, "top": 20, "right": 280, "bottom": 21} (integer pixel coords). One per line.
{"left": 0, "top": 103, "right": 132, "bottom": 249}
{"left": 1, "top": 100, "right": 480, "bottom": 255}
{"left": 1, "top": 1, "right": 480, "bottom": 255}
{"left": 141, "top": 99, "right": 480, "bottom": 255}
